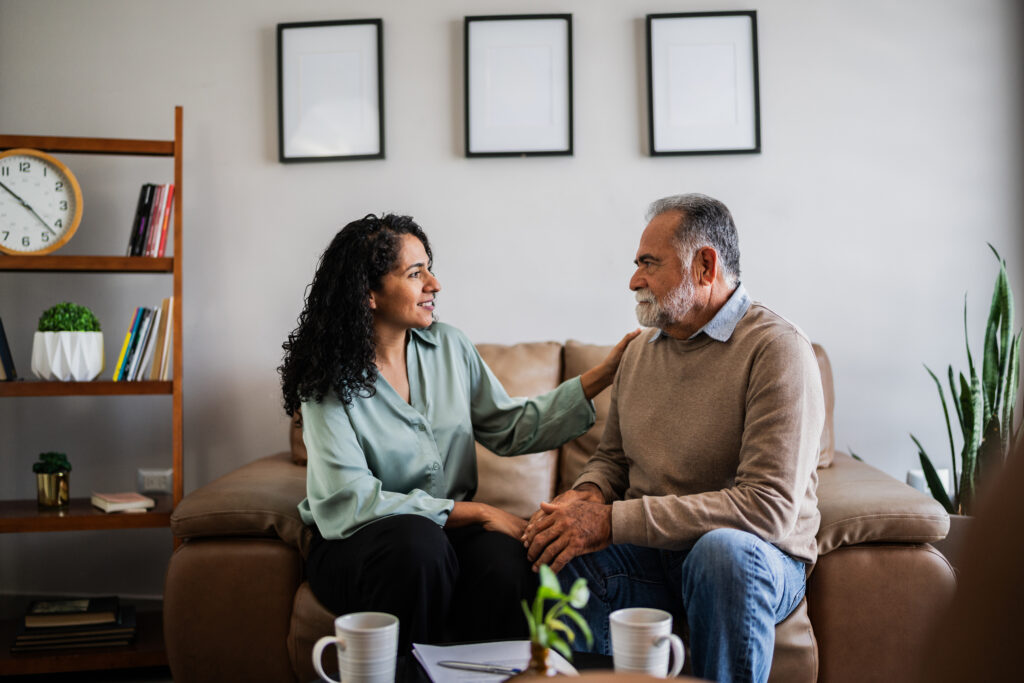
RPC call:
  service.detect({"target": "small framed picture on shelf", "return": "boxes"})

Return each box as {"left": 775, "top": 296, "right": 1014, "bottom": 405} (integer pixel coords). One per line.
{"left": 646, "top": 11, "right": 761, "bottom": 156}
{"left": 464, "top": 14, "right": 573, "bottom": 157}
{"left": 277, "top": 19, "right": 385, "bottom": 162}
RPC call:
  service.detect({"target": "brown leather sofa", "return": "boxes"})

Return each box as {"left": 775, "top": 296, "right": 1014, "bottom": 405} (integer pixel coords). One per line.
{"left": 164, "top": 341, "right": 955, "bottom": 682}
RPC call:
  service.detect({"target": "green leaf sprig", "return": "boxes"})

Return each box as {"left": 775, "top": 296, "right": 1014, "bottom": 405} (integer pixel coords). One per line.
{"left": 37, "top": 302, "right": 101, "bottom": 332}
{"left": 32, "top": 451, "right": 71, "bottom": 474}
{"left": 520, "top": 564, "right": 593, "bottom": 662}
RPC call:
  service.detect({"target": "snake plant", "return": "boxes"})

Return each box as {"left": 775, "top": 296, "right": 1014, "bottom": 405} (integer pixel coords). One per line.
{"left": 910, "top": 245, "right": 1021, "bottom": 515}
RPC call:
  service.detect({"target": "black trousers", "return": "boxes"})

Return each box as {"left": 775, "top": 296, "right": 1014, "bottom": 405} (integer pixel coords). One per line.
{"left": 307, "top": 514, "right": 538, "bottom": 654}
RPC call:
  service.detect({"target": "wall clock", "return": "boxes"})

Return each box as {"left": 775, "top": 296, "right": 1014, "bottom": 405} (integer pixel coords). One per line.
{"left": 0, "top": 148, "right": 83, "bottom": 255}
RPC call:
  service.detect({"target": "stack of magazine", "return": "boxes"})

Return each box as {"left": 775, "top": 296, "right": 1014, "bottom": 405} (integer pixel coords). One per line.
{"left": 112, "top": 298, "right": 173, "bottom": 381}
{"left": 11, "top": 596, "right": 135, "bottom": 652}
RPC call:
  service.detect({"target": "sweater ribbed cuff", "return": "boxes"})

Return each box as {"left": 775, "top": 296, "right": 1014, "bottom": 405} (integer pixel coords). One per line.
{"left": 610, "top": 498, "right": 646, "bottom": 545}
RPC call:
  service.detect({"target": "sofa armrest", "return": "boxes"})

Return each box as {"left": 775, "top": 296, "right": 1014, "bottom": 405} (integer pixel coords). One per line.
{"left": 170, "top": 452, "right": 311, "bottom": 557}
{"left": 816, "top": 452, "right": 949, "bottom": 555}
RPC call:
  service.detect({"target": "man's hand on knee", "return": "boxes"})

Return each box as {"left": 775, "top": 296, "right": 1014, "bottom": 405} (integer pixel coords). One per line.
{"left": 523, "top": 497, "right": 612, "bottom": 573}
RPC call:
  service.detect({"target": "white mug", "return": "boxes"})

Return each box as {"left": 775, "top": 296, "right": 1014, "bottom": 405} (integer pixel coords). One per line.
{"left": 609, "top": 607, "right": 685, "bottom": 678}
{"left": 312, "top": 612, "right": 399, "bottom": 683}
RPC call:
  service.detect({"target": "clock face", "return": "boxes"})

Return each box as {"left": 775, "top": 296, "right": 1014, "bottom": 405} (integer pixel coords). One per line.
{"left": 0, "top": 148, "right": 83, "bottom": 255}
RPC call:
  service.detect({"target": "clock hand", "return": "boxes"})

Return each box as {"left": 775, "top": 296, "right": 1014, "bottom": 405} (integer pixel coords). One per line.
{"left": 0, "top": 180, "right": 58, "bottom": 236}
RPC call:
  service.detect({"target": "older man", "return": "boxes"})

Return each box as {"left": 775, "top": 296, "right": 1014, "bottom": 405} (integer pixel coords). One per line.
{"left": 523, "top": 194, "right": 824, "bottom": 683}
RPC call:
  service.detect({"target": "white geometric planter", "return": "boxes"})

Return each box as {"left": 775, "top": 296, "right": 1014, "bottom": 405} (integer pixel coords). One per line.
{"left": 31, "top": 331, "right": 104, "bottom": 381}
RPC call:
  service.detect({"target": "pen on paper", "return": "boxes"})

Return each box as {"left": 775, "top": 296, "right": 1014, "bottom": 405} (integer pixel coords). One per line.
{"left": 437, "top": 659, "right": 523, "bottom": 676}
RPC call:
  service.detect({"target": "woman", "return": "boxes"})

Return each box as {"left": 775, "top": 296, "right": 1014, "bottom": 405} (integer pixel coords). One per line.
{"left": 279, "top": 213, "right": 637, "bottom": 652}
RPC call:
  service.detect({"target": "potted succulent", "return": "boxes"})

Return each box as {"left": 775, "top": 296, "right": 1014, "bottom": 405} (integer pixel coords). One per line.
{"left": 31, "top": 302, "right": 104, "bottom": 381}
{"left": 33, "top": 451, "right": 71, "bottom": 508}
{"left": 513, "top": 564, "right": 592, "bottom": 678}
{"left": 911, "top": 246, "right": 1021, "bottom": 563}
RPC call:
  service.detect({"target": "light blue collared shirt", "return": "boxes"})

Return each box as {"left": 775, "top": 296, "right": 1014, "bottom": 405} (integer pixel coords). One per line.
{"left": 650, "top": 283, "right": 752, "bottom": 343}
{"left": 298, "top": 322, "right": 596, "bottom": 540}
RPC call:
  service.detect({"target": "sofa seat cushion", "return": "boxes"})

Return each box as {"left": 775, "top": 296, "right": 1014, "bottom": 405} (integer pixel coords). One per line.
{"left": 171, "top": 452, "right": 312, "bottom": 556}
{"left": 816, "top": 452, "right": 949, "bottom": 555}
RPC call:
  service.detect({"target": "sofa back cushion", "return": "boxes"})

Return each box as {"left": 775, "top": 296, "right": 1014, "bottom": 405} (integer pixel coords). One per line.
{"left": 473, "top": 341, "right": 564, "bottom": 518}
{"left": 558, "top": 340, "right": 616, "bottom": 493}
{"left": 811, "top": 343, "right": 835, "bottom": 468}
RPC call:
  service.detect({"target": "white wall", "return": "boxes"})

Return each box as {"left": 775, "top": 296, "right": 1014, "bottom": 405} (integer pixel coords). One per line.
{"left": 0, "top": 0, "right": 1020, "bottom": 597}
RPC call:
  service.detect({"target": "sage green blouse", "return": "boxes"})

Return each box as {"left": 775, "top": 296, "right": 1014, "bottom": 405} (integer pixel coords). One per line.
{"left": 298, "top": 322, "right": 595, "bottom": 540}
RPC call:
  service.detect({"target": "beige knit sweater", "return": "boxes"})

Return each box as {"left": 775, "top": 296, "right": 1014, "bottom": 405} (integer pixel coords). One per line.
{"left": 574, "top": 303, "right": 825, "bottom": 563}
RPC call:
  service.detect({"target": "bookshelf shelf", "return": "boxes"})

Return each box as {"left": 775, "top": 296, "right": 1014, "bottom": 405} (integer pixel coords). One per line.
{"left": 0, "top": 107, "right": 184, "bottom": 675}
{"left": 0, "top": 380, "right": 173, "bottom": 397}
{"left": 0, "top": 134, "right": 174, "bottom": 157}
{"left": 0, "top": 495, "right": 173, "bottom": 533}
{"left": 0, "top": 255, "right": 173, "bottom": 273}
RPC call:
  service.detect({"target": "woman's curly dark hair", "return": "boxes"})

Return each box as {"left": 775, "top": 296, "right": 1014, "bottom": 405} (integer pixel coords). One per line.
{"left": 279, "top": 213, "right": 433, "bottom": 415}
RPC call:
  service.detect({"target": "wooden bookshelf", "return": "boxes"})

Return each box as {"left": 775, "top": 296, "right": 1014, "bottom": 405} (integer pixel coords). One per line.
{"left": 0, "top": 255, "right": 173, "bottom": 273}
{"left": 0, "top": 381, "right": 173, "bottom": 397}
{"left": 0, "top": 107, "right": 184, "bottom": 675}
{"left": 0, "top": 603, "right": 166, "bottom": 675}
{"left": 0, "top": 495, "right": 172, "bottom": 533}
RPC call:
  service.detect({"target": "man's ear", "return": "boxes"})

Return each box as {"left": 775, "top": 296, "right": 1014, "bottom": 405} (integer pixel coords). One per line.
{"left": 694, "top": 246, "right": 719, "bottom": 286}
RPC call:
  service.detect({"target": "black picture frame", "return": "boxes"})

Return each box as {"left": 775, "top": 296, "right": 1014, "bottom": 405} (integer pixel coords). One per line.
{"left": 646, "top": 11, "right": 761, "bottom": 156}
{"left": 277, "top": 19, "right": 385, "bottom": 162}
{"left": 464, "top": 14, "right": 574, "bottom": 157}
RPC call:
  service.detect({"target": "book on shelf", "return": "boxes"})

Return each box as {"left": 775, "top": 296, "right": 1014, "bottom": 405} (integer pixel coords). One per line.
{"left": 123, "top": 306, "right": 155, "bottom": 381}
{"left": 91, "top": 492, "right": 156, "bottom": 513}
{"left": 23, "top": 596, "right": 119, "bottom": 629}
{"left": 126, "top": 182, "right": 174, "bottom": 257}
{"left": 126, "top": 183, "right": 154, "bottom": 257}
{"left": 112, "top": 307, "right": 142, "bottom": 381}
{"left": 0, "top": 315, "right": 16, "bottom": 381}
{"left": 150, "top": 297, "right": 173, "bottom": 380}
{"left": 112, "top": 299, "right": 174, "bottom": 381}
{"left": 135, "top": 305, "right": 162, "bottom": 380}
{"left": 12, "top": 605, "right": 136, "bottom": 652}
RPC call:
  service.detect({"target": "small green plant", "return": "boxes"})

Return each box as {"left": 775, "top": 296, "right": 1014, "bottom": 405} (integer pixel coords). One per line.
{"left": 37, "top": 302, "right": 101, "bottom": 332}
{"left": 520, "top": 564, "right": 592, "bottom": 662}
{"left": 32, "top": 452, "right": 71, "bottom": 474}
{"left": 911, "top": 245, "right": 1021, "bottom": 515}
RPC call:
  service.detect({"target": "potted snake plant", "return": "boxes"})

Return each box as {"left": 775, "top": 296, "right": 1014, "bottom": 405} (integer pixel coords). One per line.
{"left": 910, "top": 245, "right": 1021, "bottom": 565}
{"left": 30, "top": 302, "right": 104, "bottom": 381}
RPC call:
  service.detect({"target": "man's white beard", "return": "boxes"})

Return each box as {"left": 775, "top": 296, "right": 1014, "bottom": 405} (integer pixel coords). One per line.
{"left": 635, "top": 277, "right": 694, "bottom": 328}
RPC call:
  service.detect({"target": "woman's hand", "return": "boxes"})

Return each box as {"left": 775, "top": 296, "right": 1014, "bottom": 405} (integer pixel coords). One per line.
{"left": 579, "top": 329, "right": 642, "bottom": 399}
{"left": 447, "top": 501, "right": 527, "bottom": 540}
{"left": 479, "top": 504, "right": 528, "bottom": 540}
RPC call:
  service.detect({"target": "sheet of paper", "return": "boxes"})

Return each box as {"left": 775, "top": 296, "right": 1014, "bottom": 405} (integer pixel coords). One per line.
{"left": 412, "top": 640, "right": 579, "bottom": 682}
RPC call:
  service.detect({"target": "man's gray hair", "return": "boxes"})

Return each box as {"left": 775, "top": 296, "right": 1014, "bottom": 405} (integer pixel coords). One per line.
{"left": 646, "top": 193, "right": 741, "bottom": 286}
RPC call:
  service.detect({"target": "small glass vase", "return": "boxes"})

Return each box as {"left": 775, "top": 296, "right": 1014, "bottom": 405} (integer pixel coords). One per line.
{"left": 506, "top": 642, "right": 562, "bottom": 680}
{"left": 36, "top": 471, "right": 69, "bottom": 508}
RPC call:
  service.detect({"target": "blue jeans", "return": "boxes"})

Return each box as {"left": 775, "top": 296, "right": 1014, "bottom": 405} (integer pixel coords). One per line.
{"left": 559, "top": 528, "right": 807, "bottom": 683}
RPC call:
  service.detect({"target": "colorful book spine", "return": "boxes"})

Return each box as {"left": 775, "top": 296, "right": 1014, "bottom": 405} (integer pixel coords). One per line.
{"left": 115, "top": 308, "right": 143, "bottom": 381}
{"left": 111, "top": 308, "right": 141, "bottom": 381}
{"left": 156, "top": 184, "right": 175, "bottom": 257}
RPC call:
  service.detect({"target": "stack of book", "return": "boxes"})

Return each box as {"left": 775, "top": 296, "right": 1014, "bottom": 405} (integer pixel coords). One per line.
{"left": 11, "top": 596, "right": 136, "bottom": 652}
{"left": 112, "top": 297, "right": 173, "bottom": 381}
{"left": 91, "top": 492, "right": 156, "bottom": 513}
{"left": 125, "top": 182, "right": 174, "bottom": 257}
{"left": 0, "top": 316, "right": 16, "bottom": 381}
